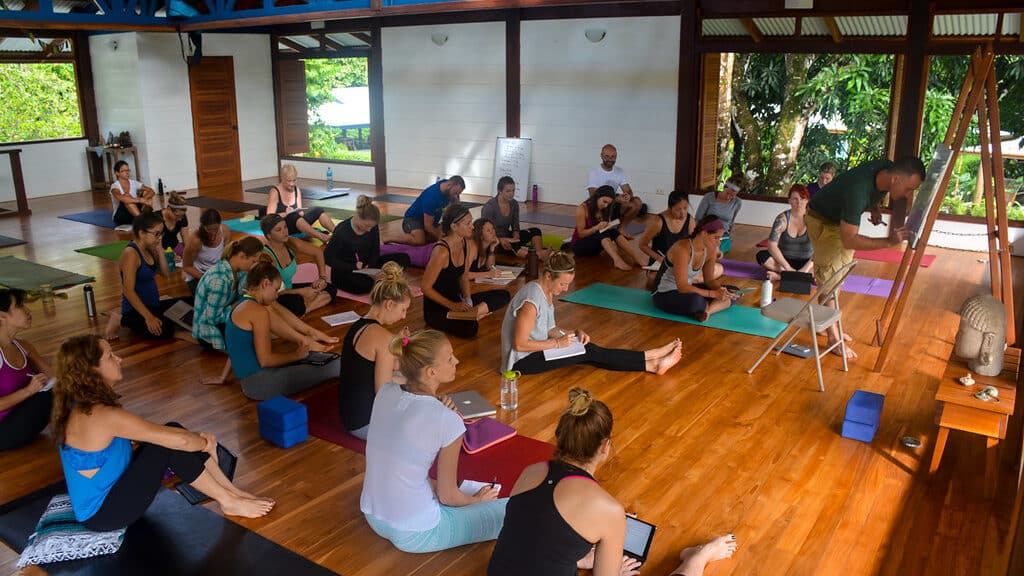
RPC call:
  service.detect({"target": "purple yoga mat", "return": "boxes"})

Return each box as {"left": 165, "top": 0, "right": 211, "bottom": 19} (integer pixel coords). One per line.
{"left": 718, "top": 258, "right": 767, "bottom": 280}
{"left": 842, "top": 275, "right": 902, "bottom": 298}
{"left": 519, "top": 210, "right": 646, "bottom": 236}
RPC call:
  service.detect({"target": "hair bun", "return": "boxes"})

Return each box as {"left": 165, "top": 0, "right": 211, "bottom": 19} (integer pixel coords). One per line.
{"left": 567, "top": 387, "right": 594, "bottom": 416}
{"left": 379, "top": 260, "right": 404, "bottom": 280}
{"left": 356, "top": 194, "right": 372, "bottom": 209}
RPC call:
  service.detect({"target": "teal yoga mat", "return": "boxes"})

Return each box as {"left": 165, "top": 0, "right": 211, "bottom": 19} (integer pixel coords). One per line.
{"left": 0, "top": 256, "right": 94, "bottom": 291}
{"left": 561, "top": 283, "right": 786, "bottom": 338}
{"left": 223, "top": 217, "right": 264, "bottom": 235}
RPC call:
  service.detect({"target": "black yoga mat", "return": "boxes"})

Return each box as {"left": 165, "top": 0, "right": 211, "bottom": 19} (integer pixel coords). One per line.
{"left": 185, "top": 196, "right": 264, "bottom": 214}
{"left": 246, "top": 185, "right": 350, "bottom": 201}
{"left": 0, "top": 234, "right": 26, "bottom": 248}
{"left": 520, "top": 210, "right": 647, "bottom": 235}
{"left": 0, "top": 482, "right": 340, "bottom": 576}
{"left": 374, "top": 193, "right": 481, "bottom": 209}
{"left": 59, "top": 209, "right": 118, "bottom": 229}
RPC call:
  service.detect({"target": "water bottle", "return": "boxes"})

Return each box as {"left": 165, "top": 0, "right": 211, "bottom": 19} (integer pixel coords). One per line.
{"left": 157, "top": 178, "right": 164, "bottom": 196}
{"left": 326, "top": 166, "right": 334, "bottom": 191}
{"left": 531, "top": 184, "right": 538, "bottom": 205}
{"left": 164, "top": 248, "right": 176, "bottom": 272}
{"left": 84, "top": 285, "right": 96, "bottom": 318}
{"left": 526, "top": 247, "right": 539, "bottom": 278}
{"left": 501, "top": 370, "right": 520, "bottom": 411}
{"left": 760, "top": 279, "right": 773, "bottom": 307}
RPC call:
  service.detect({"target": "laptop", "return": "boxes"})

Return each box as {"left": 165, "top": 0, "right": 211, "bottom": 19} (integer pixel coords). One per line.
{"left": 447, "top": 390, "right": 497, "bottom": 420}
{"left": 162, "top": 300, "right": 194, "bottom": 331}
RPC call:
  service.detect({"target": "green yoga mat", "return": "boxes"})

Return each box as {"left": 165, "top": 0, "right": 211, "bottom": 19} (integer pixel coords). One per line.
{"left": 76, "top": 240, "right": 129, "bottom": 261}
{"left": 561, "top": 283, "right": 786, "bottom": 338}
{"left": 0, "top": 256, "right": 94, "bottom": 291}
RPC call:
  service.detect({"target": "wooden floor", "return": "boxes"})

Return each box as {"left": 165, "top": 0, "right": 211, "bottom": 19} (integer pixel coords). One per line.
{"left": 0, "top": 180, "right": 1020, "bottom": 576}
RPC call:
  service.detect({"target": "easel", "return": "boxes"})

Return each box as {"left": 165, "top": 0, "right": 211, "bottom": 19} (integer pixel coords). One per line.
{"left": 873, "top": 45, "right": 1015, "bottom": 371}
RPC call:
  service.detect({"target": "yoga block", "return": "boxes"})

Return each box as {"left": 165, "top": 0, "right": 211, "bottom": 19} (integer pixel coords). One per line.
{"left": 257, "top": 396, "right": 307, "bottom": 430}
{"left": 844, "top": 390, "right": 885, "bottom": 426}
{"left": 841, "top": 419, "right": 879, "bottom": 443}
{"left": 258, "top": 420, "right": 308, "bottom": 449}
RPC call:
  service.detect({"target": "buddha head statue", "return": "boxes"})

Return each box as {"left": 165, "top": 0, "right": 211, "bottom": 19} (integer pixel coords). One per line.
{"left": 954, "top": 293, "right": 1007, "bottom": 376}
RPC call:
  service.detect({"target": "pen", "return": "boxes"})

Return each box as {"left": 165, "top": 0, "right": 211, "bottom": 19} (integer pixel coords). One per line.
{"left": 491, "top": 475, "right": 497, "bottom": 488}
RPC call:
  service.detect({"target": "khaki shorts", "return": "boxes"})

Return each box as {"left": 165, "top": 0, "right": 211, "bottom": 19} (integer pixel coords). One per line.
{"left": 805, "top": 210, "right": 853, "bottom": 286}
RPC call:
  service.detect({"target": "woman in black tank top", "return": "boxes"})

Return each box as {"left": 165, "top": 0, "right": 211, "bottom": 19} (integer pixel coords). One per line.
{"left": 265, "top": 163, "right": 336, "bottom": 243}
{"left": 338, "top": 262, "right": 413, "bottom": 439}
{"left": 639, "top": 190, "right": 693, "bottom": 267}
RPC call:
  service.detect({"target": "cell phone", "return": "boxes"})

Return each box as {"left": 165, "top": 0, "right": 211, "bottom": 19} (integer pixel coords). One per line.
{"left": 300, "top": 351, "right": 340, "bottom": 366}
{"left": 623, "top": 515, "right": 657, "bottom": 562}
{"left": 176, "top": 444, "right": 237, "bottom": 505}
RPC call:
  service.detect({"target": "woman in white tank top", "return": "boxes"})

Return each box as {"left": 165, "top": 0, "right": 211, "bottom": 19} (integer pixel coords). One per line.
{"left": 182, "top": 209, "right": 231, "bottom": 293}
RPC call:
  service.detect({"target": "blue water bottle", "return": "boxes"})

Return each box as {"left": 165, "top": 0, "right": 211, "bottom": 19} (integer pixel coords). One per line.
{"left": 326, "top": 166, "right": 334, "bottom": 191}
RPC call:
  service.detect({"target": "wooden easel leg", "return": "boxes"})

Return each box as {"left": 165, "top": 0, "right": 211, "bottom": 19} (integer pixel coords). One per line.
{"left": 985, "top": 66, "right": 1015, "bottom": 345}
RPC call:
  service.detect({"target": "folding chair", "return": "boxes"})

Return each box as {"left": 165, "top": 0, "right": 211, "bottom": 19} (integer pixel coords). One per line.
{"left": 747, "top": 260, "right": 858, "bottom": 392}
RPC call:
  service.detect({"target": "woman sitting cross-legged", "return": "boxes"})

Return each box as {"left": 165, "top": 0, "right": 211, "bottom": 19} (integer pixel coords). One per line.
{"left": 109, "top": 160, "right": 155, "bottom": 226}
{"left": 339, "top": 261, "right": 413, "bottom": 440}
{"left": 226, "top": 261, "right": 340, "bottom": 401}
{"left": 466, "top": 218, "right": 501, "bottom": 280}
{"left": 108, "top": 211, "right": 190, "bottom": 340}
{"left": 182, "top": 208, "right": 231, "bottom": 294}
{"left": 422, "top": 204, "right": 511, "bottom": 339}
{"left": 487, "top": 387, "right": 737, "bottom": 576}
{"left": 501, "top": 251, "right": 682, "bottom": 376}
{"left": 756, "top": 184, "right": 814, "bottom": 282}
{"left": 652, "top": 216, "right": 738, "bottom": 323}
{"left": 571, "top": 186, "right": 647, "bottom": 271}
{"left": 53, "top": 335, "right": 274, "bottom": 531}
{"left": 481, "top": 176, "right": 550, "bottom": 259}
{"left": 261, "top": 214, "right": 335, "bottom": 318}
{"left": 159, "top": 192, "right": 190, "bottom": 256}
{"left": 265, "top": 163, "right": 335, "bottom": 243}
{"left": 638, "top": 190, "right": 693, "bottom": 267}
{"left": 0, "top": 289, "right": 54, "bottom": 451}
{"left": 324, "top": 195, "right": 411, "bottom": 295}
{"left": 361, "top": 329, "right": 506, "bottom": 553}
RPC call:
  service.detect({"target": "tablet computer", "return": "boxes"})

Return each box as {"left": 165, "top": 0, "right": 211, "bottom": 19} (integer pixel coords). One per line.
{"left": 176, "top": 444, "right": 238, "bottom": 505}
{"left": 623, "top": 515, "right": 657, "bottom": 562}
{"left": 300, "top": 351, "right": 340, "bottom": 366}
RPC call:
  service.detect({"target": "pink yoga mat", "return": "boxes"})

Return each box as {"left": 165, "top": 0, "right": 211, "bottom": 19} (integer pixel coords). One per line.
{"left": 294, "top": 263, "right": 423, "bottom": 304}
{"left": 854, "top": 249, "right": 935, "bottom": 267}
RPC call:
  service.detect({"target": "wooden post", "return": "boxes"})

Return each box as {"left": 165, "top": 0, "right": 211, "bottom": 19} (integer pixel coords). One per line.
{"left": 986, "top": 66, "right": 1015, "bottom": 344}
{"left": 977, "top": 97, "right": 1000, "bottom": 301}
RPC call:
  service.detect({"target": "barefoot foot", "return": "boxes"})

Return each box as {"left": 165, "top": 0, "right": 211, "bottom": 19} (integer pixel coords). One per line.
{"left": 613, "top": 260, "right": 632, "bottom": 271}
{"left": 828, "top": 340, "right": 858, "bottom": 359}
{"left": 673, "top": 534, "right": 737, "bottom": 576}
{"left": 648, "top": 338, "right": 682, "bottom": 359}
{"left": 220, "top": 496, "right": 275, "bottom": 518}
{"left": 652, "top": 346, "right": 683, "bottom": 375}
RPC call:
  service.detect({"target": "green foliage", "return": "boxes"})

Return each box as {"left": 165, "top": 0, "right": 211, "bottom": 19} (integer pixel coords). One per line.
{"left": 299, "top": 124, "right": 371, "bottom": 163}
{"left": 299, "top": 58, "right": 372, "bottom": 163}
{"left": 0, "top": 62, "right": 82, "bottom": 142}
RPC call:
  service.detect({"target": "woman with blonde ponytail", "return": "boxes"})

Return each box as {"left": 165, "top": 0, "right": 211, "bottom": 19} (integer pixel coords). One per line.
{"left": 489, "top": 388, "right": 737, "bottom": 576}
{"left": 324, "top": 195, "right": 412, "bottom": 294}
{"left": 338, "top": 261, "right": 413, "bottom": 439}
{"left": 361, "top": 329, "right": 506, "bottom": 553}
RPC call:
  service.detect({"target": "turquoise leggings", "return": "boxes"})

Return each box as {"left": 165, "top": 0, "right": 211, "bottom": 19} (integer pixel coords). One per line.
{"left": 365, "top": 498, "right": 508, "bottom": 553}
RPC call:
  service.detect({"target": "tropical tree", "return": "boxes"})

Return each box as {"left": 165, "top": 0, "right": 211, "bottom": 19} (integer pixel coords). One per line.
{"left": 0, "top": 62, "right": 82, "bottom": 142}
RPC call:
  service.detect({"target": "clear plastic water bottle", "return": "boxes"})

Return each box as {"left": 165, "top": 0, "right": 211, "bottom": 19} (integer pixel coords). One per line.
{"left": 760, "top": 279, "right": 773, "bottom": 307}
{"left": 501, "top": 370, "right": 520, "bottom": 411}
{"left": 326, "top": 166, "right": 334, "bottom": 191}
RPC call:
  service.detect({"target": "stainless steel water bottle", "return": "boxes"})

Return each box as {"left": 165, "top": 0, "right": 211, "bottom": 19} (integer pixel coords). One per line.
{"left": 84, "top": 285, "right": 97, "bottom": 317}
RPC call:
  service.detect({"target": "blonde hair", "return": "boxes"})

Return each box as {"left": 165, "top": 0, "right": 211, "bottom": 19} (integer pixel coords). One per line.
{"left": 280, "top": 164, "right": 298, "bottom": 180}
{"left": 554, "top": 387, "right": 613, "bottom": 463}
{"left": 370, "top": 261, "right": 412, "bottom": 305}
{"left": 166, "top": 191, "right": 187, "bottom": 208}
{"left": 388, "top": 329, "right": 448, "bottom": 382}
{"left": 356, "top": 195, "right": 381, "bottom": 222}
{"left": 544, "top": 251, "right": 575, "bottom": 279}
{"left": 221, "top": 236, "right": 265, "bottom": 260}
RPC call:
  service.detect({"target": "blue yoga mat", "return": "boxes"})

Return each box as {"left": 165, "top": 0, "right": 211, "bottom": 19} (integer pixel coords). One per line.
{"left": 59, "top": 209, "right": 117, "bottom": 229}
{"left": 561, "top": 283, "right": 786, "bottom": 339}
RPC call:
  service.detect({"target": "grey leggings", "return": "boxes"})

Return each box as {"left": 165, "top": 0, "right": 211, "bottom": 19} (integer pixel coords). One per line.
{"left": 240, "top": 358, "right": 341, "bottom": 401}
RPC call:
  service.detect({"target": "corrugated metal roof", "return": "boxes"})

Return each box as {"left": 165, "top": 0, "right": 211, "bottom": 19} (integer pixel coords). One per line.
{"left": 327, "top": 32, "right": 371, "bottom": 47}
{"left": 753, "top": 17, "right": 795, "bottom": 36}
{"left": 1003, "top": 13, "right": 1021, "bottom": 37}
{"left": 285, "top": 35, "right": 320, "bottom": 48}
{"left": 933, "top": 14, "right": 998, "bottom": 36}
{"left": 0, "top": 37, "right": 71, "bottom": 52}
{"left": 702, "top": 19, "right": 748, "bottom": 37}
{"left": 799, "top": 17, "right": 830, "bottom": 36}
{"left": 835, "top": 15, "right": 907, "bottom": 36}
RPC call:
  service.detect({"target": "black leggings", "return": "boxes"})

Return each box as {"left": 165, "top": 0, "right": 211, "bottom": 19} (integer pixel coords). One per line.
{"left": 495, "top": 228, "right": 543, "bottom": 255}
{"left": 285, "top": 207, "right": 326, "bottom": 236}
{"left": 121, "top": 298, "right": 190, "bottom": 340}
{"left": 512, "top": 343, "right": 646, "bottom": 375}
{"left": 652, "top": 283, "right": 736, "bottom": 319}
{"left": 572, "top": 229, "right": 620, "bottom": 258}
{"left": 0, "top": 390, "right": 53, "bottom": 451}
{"left": 277, "top": 282, "right": 336, "bottom": 318}
{"left": 330, "top": 253, "right": 412, "bottom": 295}
{"left": 83, "top": 422, "right": 209, "bottom": 532}
{"left": 424, "top": 290, "right": 511, "bottom": 338}
{"left": 113, "top": 203, "right": 135, "bottom": 226}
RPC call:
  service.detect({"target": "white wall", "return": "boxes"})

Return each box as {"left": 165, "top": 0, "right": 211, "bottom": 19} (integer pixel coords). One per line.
{"left": 382, "top": 22, "right": 506, "bottom": 195}
{"left": 91, "top": 33, "right": 149, "bottom": 183}
{"left": 521, "top": 16, "right": 680, "bottom": 205}
{"left": 0, "top": 140, "right": 90, "bottom": 199}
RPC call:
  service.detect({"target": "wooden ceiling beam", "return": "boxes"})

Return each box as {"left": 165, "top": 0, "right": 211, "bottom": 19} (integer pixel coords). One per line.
{"left": 823, "top": 16, "right": 843, "bottom": 43}
{"left": 276, "top": 36, "right": 308, "bottom": 53}
{"left": 740, "top": 18, "right": 763, "bottom": 42}
{"left": 350, "top": 32, "right": 373, "bottom": 45}
{"left": 320, "top": 34, "right": 345, "bottom": 51}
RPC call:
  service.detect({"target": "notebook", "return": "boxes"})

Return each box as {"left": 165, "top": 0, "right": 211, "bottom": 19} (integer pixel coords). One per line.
{"left": 447, "top": 390, "right": 497, "bottom": 419}
{"left": 162, "top": 300, "right": 194, "bottom": 331}
{"left": 543, "top": 339, "right": 586, "bottom": 361}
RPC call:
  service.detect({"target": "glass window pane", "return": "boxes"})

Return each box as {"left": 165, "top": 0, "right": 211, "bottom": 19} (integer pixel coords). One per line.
{"left": 296, "top": 57, "right": 371, "bottom": 163}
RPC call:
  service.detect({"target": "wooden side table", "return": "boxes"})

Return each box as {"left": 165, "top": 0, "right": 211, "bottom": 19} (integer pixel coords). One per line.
{"left": 930, "top": 351, "right": 1018, "bottom": 498}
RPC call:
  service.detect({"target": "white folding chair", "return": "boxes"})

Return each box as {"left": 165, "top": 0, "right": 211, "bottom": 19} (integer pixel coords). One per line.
{"left": 747, "top": 260, "right": 858, "bottom": 392}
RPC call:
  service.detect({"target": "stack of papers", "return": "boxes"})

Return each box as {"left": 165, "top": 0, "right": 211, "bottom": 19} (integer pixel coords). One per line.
{"left": 475, "top": 265, "right": 525, "bottom": 286}
{"left": 543, "top": 340, "right": 587, "bottom": 361}
{"left": 321, "top": 311, "right": 361, "bottom": 326}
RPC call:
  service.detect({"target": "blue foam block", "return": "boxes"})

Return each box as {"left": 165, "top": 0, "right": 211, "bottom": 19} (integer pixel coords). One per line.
{"left": 257, "top": 396, "right": 307, "bottom": 430}
{"left": 258, "top": 420, "right": 308, "bottom": 449}
{"left": 841, "top": 419, "right": 879, "bottom": 443}
{"left": 845, "top": 390, "right": 884, "bottom": 426}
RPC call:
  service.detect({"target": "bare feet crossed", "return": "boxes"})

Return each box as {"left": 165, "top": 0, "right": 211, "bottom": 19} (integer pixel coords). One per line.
{"left": 671, "top": 534, "right": 738, "bottom": 576}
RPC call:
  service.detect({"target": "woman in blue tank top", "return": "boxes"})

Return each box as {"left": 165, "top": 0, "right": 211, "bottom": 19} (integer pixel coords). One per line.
{"left": 53, "top": 335, "right": 275, "bottom": 530}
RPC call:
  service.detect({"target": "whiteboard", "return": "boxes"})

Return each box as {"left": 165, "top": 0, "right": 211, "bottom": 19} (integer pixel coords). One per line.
{"left": 907, "top": 143, "right": 953, "bottom": 249}
{"left": 493, "top": 137, "right": 532, "bottom": 202}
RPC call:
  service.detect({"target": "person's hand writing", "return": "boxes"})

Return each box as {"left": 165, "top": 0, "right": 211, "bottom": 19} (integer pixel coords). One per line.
{"left": 450, "top": 301, "right": 473, "bottom": 312}
{"left": 869, "top": 205, "right": 884, "bottom": 226}
{"left": 473, "top": 484, "right": 500, "bottom": 502}
{"left": 355, "top": 260, "right": 364, "bottom": 270}
{"left": 554, "top": 332, "right": 576, "bottom": 348}
{"left": 27, "top": 373, "right": 48, "bottom": 394}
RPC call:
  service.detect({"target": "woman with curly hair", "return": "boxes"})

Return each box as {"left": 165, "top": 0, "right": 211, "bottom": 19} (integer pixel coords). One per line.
{"left": 52, "top": 335, "right": 274, "bottom": 530}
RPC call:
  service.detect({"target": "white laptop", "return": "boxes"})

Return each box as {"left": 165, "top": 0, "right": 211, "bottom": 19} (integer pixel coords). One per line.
{"left": 447, "top": 390, "right": 497, "bottom": 420}
{"left": 162, "top": 300, "right": 194, "bottom": 331}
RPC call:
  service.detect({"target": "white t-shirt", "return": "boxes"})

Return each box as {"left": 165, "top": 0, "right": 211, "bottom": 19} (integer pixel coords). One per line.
{"left": 501, "top": 281, "right": 556, "bottom": 372}
{"left": 110, "top": 179, "right": 142, "bottom": 215}
{"left": 360, "top": 382, "right": 466, "bottom": 532}
{"left": 587, "top": 165, "right": 629, "bottom": 195}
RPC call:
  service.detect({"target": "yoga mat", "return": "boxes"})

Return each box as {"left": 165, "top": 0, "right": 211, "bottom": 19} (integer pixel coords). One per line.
{"left": 293, "top": 263, "right": 423, "bottom": 304}
{"left": 854, "top": 249, "right": 935, "bottom": 267}
{"left": 321, "top": 207, "right": 402, "bottom": 223}
{"left": 59, "top": 209, "right": 117, "bottom": 229}
{"left": 719, "top": 258, "right": 768, "bottom": 280}
{"left": 757, "top": 239, "right": 769, "bottom": 248}
{"left": 76, "top": 240, "right": 129, "bottom": 261}
{"left": 0, "top": 482, "right": 338, "bottom": 576}
{"left": 374, "top": 193, "right": 481, "bottom": 210}
{"left": 185, "top": 196, "right": 263, "bottom": 213}
{"left": 0, "top": 234, "right": 26, "bottom": 248}
{"left": 246, "top": 184, "right": 350, "bottom": 201}
{"left": 561, "top": 283, "right": 786, "bottom": 339}
{"left": 223, "top": 217, "right": 265, "bottom": 235}
{"left": 541, "top": 234, "right": 569, "bottom": 251}
{"left": 379, "top": 243, "right": 433, "bottom": 268}
{"left": 0, "top": 256, "right": 94, "bottom": 291}
{"left": 843, "top": 274, "right": 902, "bottom": 298}
{"left": 302, "top": 383, "right": 554, "bottom": 498}
{"left": 519, "top": 210, "right": 646, "bottom": 236}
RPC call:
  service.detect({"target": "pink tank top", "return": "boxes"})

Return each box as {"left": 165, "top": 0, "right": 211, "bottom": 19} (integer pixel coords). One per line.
{"left": 0, "top": 340, "right": 32, "bottom": 422}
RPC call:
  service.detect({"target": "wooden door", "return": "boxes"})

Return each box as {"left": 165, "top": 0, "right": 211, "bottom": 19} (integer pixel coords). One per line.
{"left": 189, "top": 57, "right": 242, "bottom": 190}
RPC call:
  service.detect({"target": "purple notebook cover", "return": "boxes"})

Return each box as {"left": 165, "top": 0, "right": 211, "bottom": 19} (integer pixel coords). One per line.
{"left": 463, "top": 417, "right": 517, "bottom": 454}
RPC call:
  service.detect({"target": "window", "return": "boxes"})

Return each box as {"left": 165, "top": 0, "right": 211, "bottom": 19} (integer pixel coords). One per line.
{"left": 0, "top": 36, "right": 83, "bottom": 143}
